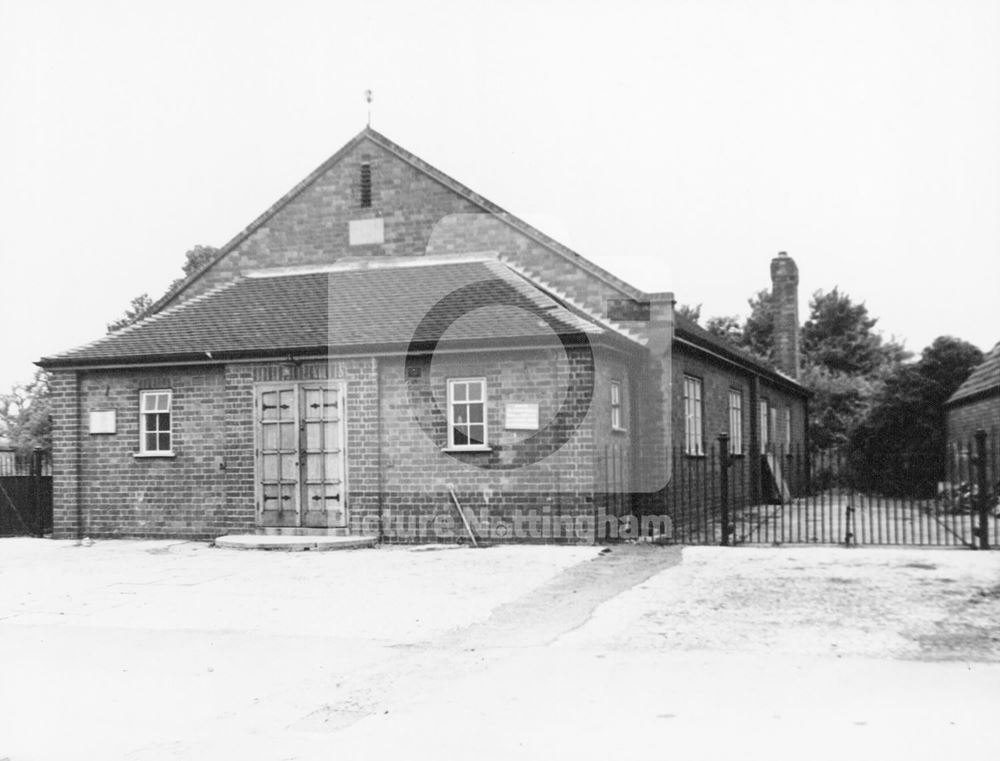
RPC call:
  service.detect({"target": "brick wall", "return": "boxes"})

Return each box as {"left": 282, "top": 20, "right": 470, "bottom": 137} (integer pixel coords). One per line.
{"left": 373, "top": 345, "right": 608, "bottom": 543}
{"left": 49, "top": 371, "right": 79, "bottom": 539}
{"left": 175, "top": 136, "right": 657, "bottom": 345}
{"left": 58, "top": 367, "right": 229, "bottom": 539}
{"left": 50, "top": 345, "right": 630, "bottom": 543}
{"left": 947, "top": 395, "right": 1000, "bottom": 490}
{"left": 947, "top": 395, "right": 1000, "bottom": 446}
{"left": 662, "top": 344, "right": 809, "bottom": 535}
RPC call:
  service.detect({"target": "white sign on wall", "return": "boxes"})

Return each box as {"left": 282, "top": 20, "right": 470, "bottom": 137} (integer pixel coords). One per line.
{"left": 89, "top": 409, "right": 117, "bottom": 434}
{"left": 348, "top": 217, "right": 385, "bottom": 245}
{"left": 505, "top": 403, "right": 539, "bottom": 431}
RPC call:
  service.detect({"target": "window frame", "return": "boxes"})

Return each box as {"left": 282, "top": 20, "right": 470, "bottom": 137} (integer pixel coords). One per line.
{"left": 783, "top": 406, "right": 792, "bottom": 452}
{"left": 759, "top": 398, "right": 770, "bottom": 449}
{"left": 610, "top": 380, "right": 626, "bottom": 432}
{"left": 728, "top": 388, "right": 744, "bottom": 456}
{"left": 138, "top": 389, "right": 174, "bottom": 456}
{"left": 683, "top": 375, "right": 704, "bottom": 456}
{"left": 446, "top": 378, "right": 489, "bottom": 451}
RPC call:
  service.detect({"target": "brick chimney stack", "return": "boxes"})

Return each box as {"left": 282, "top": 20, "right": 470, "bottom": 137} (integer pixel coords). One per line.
{"left": 770, "top": 251, "right": 800, "bottom": 380}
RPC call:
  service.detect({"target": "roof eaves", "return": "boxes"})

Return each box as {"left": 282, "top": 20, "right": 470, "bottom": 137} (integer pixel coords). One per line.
{"left": 496, "top": 260, "right": 646, "bottom": 348}
{"left": 38, "top": 280, "right": 239, "bottom": 365}
{"left": 673, "top": 319, "right": 808, "bottom": 395}
{"left": 36, "top": 332, "right": 615, "bottom": 371}
{"left": 945, "top": 383, "right": 1000, "bottom": 408}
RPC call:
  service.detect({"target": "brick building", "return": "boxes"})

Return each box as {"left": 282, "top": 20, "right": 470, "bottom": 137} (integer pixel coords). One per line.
{"left": 946, "top": 341, "right": 1000, "bottom": 445}
{"left": 38, "top": 127, "right": 808, "bottom": 543}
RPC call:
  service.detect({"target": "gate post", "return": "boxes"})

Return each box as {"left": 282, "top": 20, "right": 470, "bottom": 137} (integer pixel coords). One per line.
{"left": 32, "top": 446, "right": 44, "bottom": 538}
{"left": 975, "top": 430, "right": 990, "bottom": 550}
{"left": 719, "top": 434, "right": 730, "bottom": 546}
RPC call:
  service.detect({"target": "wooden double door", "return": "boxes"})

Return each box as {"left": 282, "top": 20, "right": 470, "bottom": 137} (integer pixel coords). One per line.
{"left": 255, "top": 382, "right": 346, "bottom": 529}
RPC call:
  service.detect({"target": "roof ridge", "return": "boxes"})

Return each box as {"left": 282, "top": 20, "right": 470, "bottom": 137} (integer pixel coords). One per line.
{"left": 244, "top": 252, "right": 499, "bottom": 279}
{"left": 152, "top": 126, "right": 646, "bottom": 313}
{"left": 363, "top": 129, "right": 646, "bottom": 301}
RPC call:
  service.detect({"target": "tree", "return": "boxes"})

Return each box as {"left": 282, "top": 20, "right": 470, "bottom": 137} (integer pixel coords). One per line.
{"left": 701, "top": 285, "right": 912, "bottom": 453}
{"left": 108, "top": 244, "right": 219, "bottom": 333}
{"left": 802, "top": 288, "right": 885, "bottom": 375}
{"left": 676, "top": 303, "right": 701, "bottom": 324}
{"left": 740, "top": 289, "right": 776, "bottom": 363}
{"left": 796, "top": 289, "right": 911, "bottom": 452}
{"left": 107, "top": 293, "right": 153, "bottom": 333}
{"left": 165, "top": 244, "right": 219, "bottom": 292}
{"left": 181, "top": 244, "right": 218, "bottom": 276}
{"left": 849, "top": 336, "right": 983, "bottom": 495}
{"left": 0, "top": 370, "right": 52, "bottom": 455}
{"left": 704, "top": 315, "right": 742, "bottom": 343}
{"left": 800, "top": 364, "right": 876, "bottom": 451}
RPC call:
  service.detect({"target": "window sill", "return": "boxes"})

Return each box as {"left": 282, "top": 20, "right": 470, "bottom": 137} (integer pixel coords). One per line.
{"left": 684, "top": 453, "right": 707, "bottom": 459}
{"left": 442, "top": 446, "right": 493, "bottom": 453}
{"left": 612, "top": 427, "right": 629, "bottom": 434}
{"left": 133, "top": 451, "right": 176, "bottom": 459}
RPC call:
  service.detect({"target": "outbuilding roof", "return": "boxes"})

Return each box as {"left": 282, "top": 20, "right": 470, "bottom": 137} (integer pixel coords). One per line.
{"left": 38, "top": 258, "right": 627, "bottom": 368}
{"left": 672, "top": 313, "right": 807, "bottom": 395}
{"left": 947, "top": 341, "right": 1000, "bottom": 406}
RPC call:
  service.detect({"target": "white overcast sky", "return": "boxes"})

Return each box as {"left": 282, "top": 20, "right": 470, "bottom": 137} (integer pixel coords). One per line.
{"left": 1, "top": 0, "right": 998, "bottom": 391}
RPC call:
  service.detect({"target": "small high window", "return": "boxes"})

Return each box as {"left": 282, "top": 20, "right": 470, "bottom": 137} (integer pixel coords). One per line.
{"left": 683, "top": 376, "right": 703, "bottom": 456}
{"left": 360, "top": 161, "right": 372, "bottom": 208}
{"left": 448, "top": 379, "right": 487, "bottom": 450}
{"left": 140, "top": 390, "right": 172, "bottom": 454}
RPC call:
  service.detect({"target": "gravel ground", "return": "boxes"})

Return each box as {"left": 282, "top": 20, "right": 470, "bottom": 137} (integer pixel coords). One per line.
{"left": 1, "top": 538, "right": 998, "bottom": 760}
{"left": 560, "top": 545, "right": 1000, "bottom": 660}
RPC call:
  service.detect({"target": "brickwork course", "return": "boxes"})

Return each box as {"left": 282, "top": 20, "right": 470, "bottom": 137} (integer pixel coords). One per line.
{"left": 38, "top": 127, "right": 810, "bottom": 543}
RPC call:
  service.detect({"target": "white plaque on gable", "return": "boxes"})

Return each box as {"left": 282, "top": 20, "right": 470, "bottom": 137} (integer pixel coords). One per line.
{"left": 89, "top": 410, "right": 117, "bottom": 434}
{"left": 349, "top": 217, "right": 384, "bottom": 245}
{"left": 505, "top": 403, "right": 539, "bottom": 431}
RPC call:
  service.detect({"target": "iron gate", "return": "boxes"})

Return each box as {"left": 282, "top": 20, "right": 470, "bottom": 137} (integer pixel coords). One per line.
{"left": 0, "top": 448, "right": 53, "bottom": 537}
{"left": 633, "top": 430, "right": 999, "bottom": 549}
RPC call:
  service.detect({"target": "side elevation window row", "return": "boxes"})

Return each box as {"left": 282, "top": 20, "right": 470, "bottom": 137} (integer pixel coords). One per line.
{"left": 684, "top": 377, "right": 795, "bottom": 457}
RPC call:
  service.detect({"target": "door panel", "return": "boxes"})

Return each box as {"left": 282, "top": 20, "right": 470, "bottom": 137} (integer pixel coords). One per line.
{"left": 258, "top": 386, "right": 300, "bottom": 527}
{"left": 301, "top": 384, "right": 345, "bottom": 528}
{"left": 256, "top": 382, "right": 346, "bottom": 529}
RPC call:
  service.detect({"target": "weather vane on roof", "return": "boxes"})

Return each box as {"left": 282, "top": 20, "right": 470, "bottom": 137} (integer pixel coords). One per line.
{"left": 365, "top": 89, "right": 373, "bottom": 127}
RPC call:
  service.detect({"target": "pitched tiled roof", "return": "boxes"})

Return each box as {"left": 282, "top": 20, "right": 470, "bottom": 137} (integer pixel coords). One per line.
{"left": 38, "top": 260, "right": 620, "bottom": 368}
{"left": 947, "top": 341, "right": 1000, "bottom": 406}
{"left": 673, "top": 313, "right": 806, "bottom": 393}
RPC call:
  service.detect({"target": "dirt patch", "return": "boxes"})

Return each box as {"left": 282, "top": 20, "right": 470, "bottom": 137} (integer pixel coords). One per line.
{"left": 910, "top": 582, "right": 1000, "bottom": 661}
{"left": 559, "top": 546, "right": 1000, "bottom": 661}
